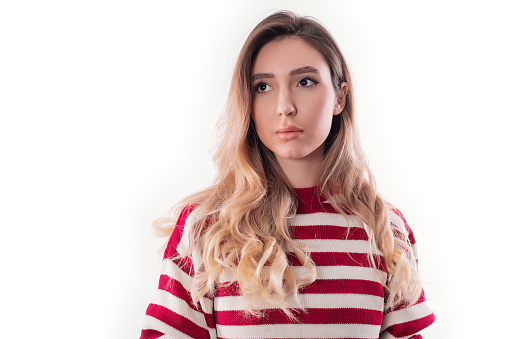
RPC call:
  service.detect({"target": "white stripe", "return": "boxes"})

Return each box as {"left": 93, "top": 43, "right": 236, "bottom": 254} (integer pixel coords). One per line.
{"left": 216, "top": 323, "right": 380, "bottom": 338}
{"left": 294, "top": 265, "right": 387, "bottom": 283}
{"left": 161, "top": 259, "right": 194, "bottom": 290}
{"left": 174, "top": 208, "right": 208, "bottom": 277}
{"left": 379, "top": 332, "right": 416, "bottom": 339}
{"left": 389, "top": 210, "right": 408, "bottom": 236}
{"left": 380, "top": 301, "right": 432, "bottom": 332}
{"left": 160, "top": 259, "right": 214, "bottom": 313}
{"left": 289, "top": 212, "right": 364, "bottom": 228}
{"left": 218, "top": 265, "right": 387, "bottom": 284}
{"left": 412, "top": 243, "right": 419, "bottom": 260}
{"left": 292, "top": 238, "right": 383, "bottom": 255}
{"left": 152, "top": 289, "right": 211, "bottom": 330}
{"left": 156, "top": 290, "right": 214, "bottom": 318}
{"left": 176, "top": 208, "right": 200, "bottom": 255}
{"left": 142, "top": 314, "right": 195, "bottom": 339}
{"left": 215, "top": 293, "right": 384, "bottom": 311}
{"left": 156, "top": 329, "right": 218, "bottom": 339}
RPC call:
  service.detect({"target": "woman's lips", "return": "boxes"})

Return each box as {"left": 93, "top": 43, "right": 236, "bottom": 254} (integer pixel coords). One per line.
{"left": 275, "top": 126, "right": 304, "bottom": 140}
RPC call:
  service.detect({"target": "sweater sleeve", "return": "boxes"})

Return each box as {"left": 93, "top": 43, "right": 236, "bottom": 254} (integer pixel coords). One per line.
{"left": 379, "top": 207, "right": 435, "bottom": 339}
{"left": 140, "top": 206, "right": 216, "bottom": 339}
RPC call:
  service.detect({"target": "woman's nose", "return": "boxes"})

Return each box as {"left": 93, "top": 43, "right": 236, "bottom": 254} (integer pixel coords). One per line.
{"left": 276, "top": 88, "right": 297, "bottom": 116}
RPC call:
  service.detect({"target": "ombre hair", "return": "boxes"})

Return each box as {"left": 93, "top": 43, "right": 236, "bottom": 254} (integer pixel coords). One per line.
{"left": 155, "top": 10, "right": 421, "bottom": 316}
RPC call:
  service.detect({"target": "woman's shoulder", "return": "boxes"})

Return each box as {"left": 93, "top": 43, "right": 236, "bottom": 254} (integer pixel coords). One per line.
{"left": 163, "top": 203, "right": 201, "bottom": 259}
{"left": 385, "top": 202, "right": 418, "bottom": 248}
{"left": 175, "top": 203, "right": 200, "bottom": 225}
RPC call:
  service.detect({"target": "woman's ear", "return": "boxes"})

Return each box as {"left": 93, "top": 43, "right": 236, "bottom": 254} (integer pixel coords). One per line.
{"left": 334, "top": 82, "right": 348, "bottom": 115}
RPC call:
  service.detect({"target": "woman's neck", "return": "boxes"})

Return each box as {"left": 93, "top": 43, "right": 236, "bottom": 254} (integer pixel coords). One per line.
{"left": 275, "top": 149, "right": 323, "bottom": 188}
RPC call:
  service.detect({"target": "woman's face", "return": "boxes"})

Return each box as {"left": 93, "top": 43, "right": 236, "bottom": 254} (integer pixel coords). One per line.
{"left": 251, "top": 37, "right": 346, "bottom": 167}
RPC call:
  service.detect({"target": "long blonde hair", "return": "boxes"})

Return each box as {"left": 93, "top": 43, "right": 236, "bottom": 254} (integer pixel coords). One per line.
{"left": 155, "top": 10, "right": 421, "bottom": 315}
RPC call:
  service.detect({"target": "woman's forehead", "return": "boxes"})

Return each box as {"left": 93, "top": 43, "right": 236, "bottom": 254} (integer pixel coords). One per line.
{"left": 252, "top": 37, "right": 330, "bottom": 78}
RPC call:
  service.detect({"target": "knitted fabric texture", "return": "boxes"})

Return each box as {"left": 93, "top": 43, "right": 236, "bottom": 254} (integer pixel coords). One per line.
{"left": 141, "top": 187, "right": 434, "bottom": 339}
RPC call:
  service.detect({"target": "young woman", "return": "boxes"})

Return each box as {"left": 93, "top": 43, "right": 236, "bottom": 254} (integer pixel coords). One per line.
{"left": 141, "top": 11, "right": 434, "bottom": 339}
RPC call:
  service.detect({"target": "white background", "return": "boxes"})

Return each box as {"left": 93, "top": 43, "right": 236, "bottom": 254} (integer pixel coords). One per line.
{"left": 1, "top": 1, "right": 508, "bottom": 338}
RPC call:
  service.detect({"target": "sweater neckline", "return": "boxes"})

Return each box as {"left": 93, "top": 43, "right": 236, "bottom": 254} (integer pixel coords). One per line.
{"left": 293, "top": 186, "right": 324, "bottom": 205}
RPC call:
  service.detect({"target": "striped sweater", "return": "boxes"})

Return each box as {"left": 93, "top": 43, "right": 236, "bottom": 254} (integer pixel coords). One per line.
{"left": 141, "top": 187, "right": 434, "bottom": 338}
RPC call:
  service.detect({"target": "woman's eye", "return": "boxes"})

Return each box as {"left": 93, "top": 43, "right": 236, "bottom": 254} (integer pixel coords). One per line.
{"left": 298, "top": 77, "right": 318, "bottom": 87}
{"left": 254, "top": 82, "right": 272, "bottom": 93}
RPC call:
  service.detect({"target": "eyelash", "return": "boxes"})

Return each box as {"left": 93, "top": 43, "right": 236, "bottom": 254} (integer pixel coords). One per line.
{"left": 252, "top": 81, "right": 266, "bottom": 92}
{"left": 298, "top": 76, "right": 319, "bottom": 87}
{"left": 253, "top": 76, "right": 320, "bottom": 92}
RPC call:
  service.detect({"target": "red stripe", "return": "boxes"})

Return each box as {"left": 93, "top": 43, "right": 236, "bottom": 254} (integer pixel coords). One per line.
{"left": 216, "top": 279, "right": 384, "bottom": 298}
{"left": 168, "top": 256, "right": 195, "bottom": 276}
{"left": 407, "top": 228, "right": 416, "bottom": 246}
{"left": 301, "top": 279, "right": 385, "bottom": 297}
{"left": 163, "top": 205, "right": 197, "bottom": 259}
{"left": 296, "top": 203, "right": 340, "bottom": 214}
{"left": 287, "top": 251, "right": 386, "bottom": 271}
{"left": 140, "top": 330, "right": 164, "bottom": 339}
{"left": 158, "top": 275, "right": 215, "bottom": 328}
{"left": 292, "top": 225, "right": 369, "bottom": 241}
{"left": 145, "top": 303, "right": 210, "bottom": 339}
{"left": 386, "top": 313, "right": 435, "bottom": 337}
{"left": 163, "top": 226, "right": 183, "bottom": 259}
{"left": 158, "top": 275, "right": 199, "bottom": 312}
{"left": 215, "top": 307, "right": 383, "bottom": 326}
{"left": 139, "top": 329, "right": 164, "bottom": 339}
{"left": 216, "top": 282, "right": 241, "bottom": 297}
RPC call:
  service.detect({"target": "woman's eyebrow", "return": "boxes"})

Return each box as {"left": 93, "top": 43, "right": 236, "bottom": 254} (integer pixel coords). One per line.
{"left": 290, "top": 66, "right": 319, "bottom": 76}
{"left": 251, "top": 72, "right": 274, "bottom": 81}
{"left": 251, "top": 66, "right": 320, "bottom": 82}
